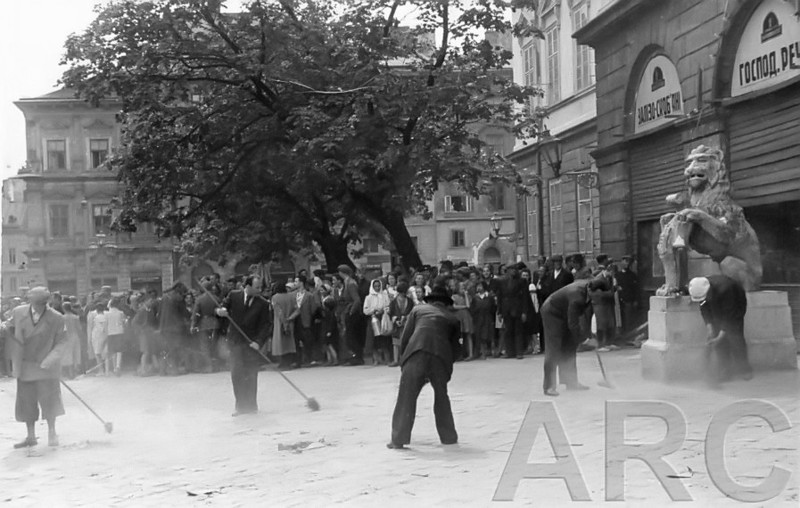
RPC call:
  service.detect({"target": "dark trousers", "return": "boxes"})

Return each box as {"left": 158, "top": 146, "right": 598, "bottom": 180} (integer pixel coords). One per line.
{"left": 229, "top": 344, "right": 259, "bottom": 413}
{"left": 502, "top": 314, "right": 525, "bottom": 357}
{"left": 706, "top": 330, "right": 752, "bottom": 382}
{"left": 16, "top": 379, "right": 65, "bottom": 422}
{"left": 542, "top": 311, "right": 579, "bottom": 392}
{"left": 391, "top": 351, "right": 458, "bottom": 446}
{"left": 345, "top": 312, "right": 365, "bottom": 361}
{"left": 199, "top": 329, "right": 221, "bottom": 371}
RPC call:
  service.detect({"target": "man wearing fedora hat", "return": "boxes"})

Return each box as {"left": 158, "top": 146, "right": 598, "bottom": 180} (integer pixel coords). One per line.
{"left": 688, "top": 275, "right": 752, "bottom": 385}
{"left": 6, "top": 287, "right": 69, "bottom": 448}
{"left": 387, "top": 285, "right": 461, "bottom": 449}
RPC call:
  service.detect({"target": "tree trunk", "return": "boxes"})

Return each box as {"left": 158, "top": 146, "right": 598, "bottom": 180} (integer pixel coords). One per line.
{"left": 315, "top": 233, "right": 354, "bottom": 271}
{"left": 380, "top": 208, "right": 423, "bottom": 270}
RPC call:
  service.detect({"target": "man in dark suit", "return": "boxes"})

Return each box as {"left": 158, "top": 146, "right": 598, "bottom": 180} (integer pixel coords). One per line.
{"left": 191, "top": 278, "right": 222, "bottom": 372}
{"left": 540, "top": 278, "right": 603, "bottom": 396}
{"left": 216, "top": 275, "right": 271, "bottom": 416}
{"left": 688, "top": 275, "right": 753, "bottom": 385}
{"left": 537, "top": 255, "right": 574, "bottom": 355}
{"left": 496, "top": 262, "right": 530, "bottom": 359}
{"left": 388, "top": 286, "right": 461, "bottom": 449}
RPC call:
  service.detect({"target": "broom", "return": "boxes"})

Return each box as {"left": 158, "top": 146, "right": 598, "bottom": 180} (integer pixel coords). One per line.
{"left": 197, "top": 280, "right": 320, "bottom": 411}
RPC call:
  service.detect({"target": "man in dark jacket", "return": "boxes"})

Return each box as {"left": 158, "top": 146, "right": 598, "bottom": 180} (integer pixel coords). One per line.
{"left": 496, "top": 262, "right": 530, "bottom": 359}
{"left": 191, "top": 279, "right": 222, "bottom": 372}
{"left": 388, "top": 286, "right": 461, "bottom": 449}
{"left": 540, "top": 278, "right": 602, "bottom": 396}
{"left": 688, "top": 275, "right": 753, "bottom": 384}
{"left": 216, "top": 276, "right": 271, "bottom": 416}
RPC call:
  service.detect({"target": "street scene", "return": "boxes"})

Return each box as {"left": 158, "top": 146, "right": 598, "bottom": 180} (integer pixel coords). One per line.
{"left": 1, "top": 0, "right": 799, "bottom": 506}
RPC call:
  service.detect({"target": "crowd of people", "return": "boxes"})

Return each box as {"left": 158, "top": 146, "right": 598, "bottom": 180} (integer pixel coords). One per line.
{"left": 0, "top": 252, "right": 642, "bottom": 381}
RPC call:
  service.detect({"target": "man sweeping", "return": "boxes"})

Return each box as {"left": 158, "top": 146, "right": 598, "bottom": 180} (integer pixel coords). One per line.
{"left": 688, "top": 275, "right": 753, "bottom": 385}
{"left": 6, "top": 287, "right": 69, "bottom": 448}
{"left": 387, "top": 286, "right": 461, "bottom": 450}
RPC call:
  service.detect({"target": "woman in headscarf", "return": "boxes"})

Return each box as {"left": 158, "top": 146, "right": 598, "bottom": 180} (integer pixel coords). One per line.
{"left": 363, "top": 278, "right": 392, "bottom": 365}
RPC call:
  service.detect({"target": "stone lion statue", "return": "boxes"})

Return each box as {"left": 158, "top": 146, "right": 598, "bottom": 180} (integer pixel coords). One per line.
{"left": 656, "top": 144, "right": 762, "bottom": 295}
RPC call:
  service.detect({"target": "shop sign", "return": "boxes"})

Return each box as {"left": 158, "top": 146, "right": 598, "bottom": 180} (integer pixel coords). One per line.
{"left": 633, "top": 55, "right": 684, "bottom": 134}
{"left": 731, "top": 0, "right": 800, "bottom": 97}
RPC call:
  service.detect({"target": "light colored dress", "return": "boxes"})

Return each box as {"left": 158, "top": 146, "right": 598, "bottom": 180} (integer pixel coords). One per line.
{"left": 271, "top": 292, "right": 298, "bottom": 356}
{"left": 62, "top": 313, "right": 82, "bottom": 367}
{"left": 91, "top": 312, "right": 109, "bottom": 356}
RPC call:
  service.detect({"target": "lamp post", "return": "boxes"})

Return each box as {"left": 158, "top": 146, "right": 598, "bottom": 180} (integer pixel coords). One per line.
{"left": 489, "top": 213, "right": 503, "bottom": 238}
{"left": 533, "top": 129, "right": 563, "bottom": 259}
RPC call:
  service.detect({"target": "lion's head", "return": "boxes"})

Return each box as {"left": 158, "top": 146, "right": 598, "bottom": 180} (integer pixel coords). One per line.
{"left": 683, "top": 144, "right": 731, "bottom": 206}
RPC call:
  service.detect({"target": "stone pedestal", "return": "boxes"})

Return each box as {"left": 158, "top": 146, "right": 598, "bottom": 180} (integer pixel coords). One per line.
{"left": 642, "top": 291, "right": 797, "bottom": 382}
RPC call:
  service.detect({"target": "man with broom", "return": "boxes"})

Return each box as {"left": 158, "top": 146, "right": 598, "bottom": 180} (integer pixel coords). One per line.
{"left": 387, "top": 285, "right": 461, "bottom": 450}
{"left": 216, "top": 275, "right": 271, "bottom": 416}
{"left": 6, "top": 287, "right": 70, "bottom": 448}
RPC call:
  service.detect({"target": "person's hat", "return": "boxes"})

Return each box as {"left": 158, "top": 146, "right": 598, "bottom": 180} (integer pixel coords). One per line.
{"left": 423, "top": 286, "right": 453, "bottom": 306}
{"left": 588, "top": 276, "right": 610, "bottom": 292}
{"left": 516, "top": 261, "right": 528, "bottom": 271}
{"left": 550, "top": 254, "right": 563, "bottom": 262}
{"left": 688, "top": 277, "right": 710, "bottom": 302}
{"left": 505, "top": 261, "right": 519, "bottom": 269}
{"left": 28, "top": 286, "right": 51, "bottom": 305}
{"left": 336, "top": 264, "right": 353, "bottom": 277}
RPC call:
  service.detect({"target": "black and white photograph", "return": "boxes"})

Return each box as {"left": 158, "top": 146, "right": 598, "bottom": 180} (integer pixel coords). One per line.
{"left": 0, "top": 0, "right": 798, "bottom": 506}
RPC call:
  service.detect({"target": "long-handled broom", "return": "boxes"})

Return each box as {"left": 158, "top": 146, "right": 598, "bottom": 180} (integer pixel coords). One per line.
{"left": 197, "top": 280, "right": 320, "bottom": 411}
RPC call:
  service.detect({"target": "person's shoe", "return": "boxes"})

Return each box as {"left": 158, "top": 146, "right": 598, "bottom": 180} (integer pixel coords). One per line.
{"left": 13, "top": 437, "right": 37, "bottom": 449}
{"left": 567, "top": 383, "right": 590, "bottom": 391}
{"left": 441, "top": 439, "right": 458, "bottom": 445}
{"left": 544, "top": 388, "right": 560, "bottom": 397}
{"left": 516, "top": 355, "right": 524, "bottom": 360}
{"left": 48, "top": 433, "right": 59, "bottom": 447}
{"left": 597, "top": 347, "right": 610, "bottom": 352}
{"left": 386, "top": 441, "right": 405, "bottom": 449}
{"left": 387, "top": 362, "right": 399, "bottom": 367}
{"left": 740, "top": 371, "right": 754, "bottom": 381}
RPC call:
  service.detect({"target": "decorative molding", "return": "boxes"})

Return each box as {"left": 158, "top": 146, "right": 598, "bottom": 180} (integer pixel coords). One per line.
{"left": 83, "top": 118, "right": 113, "bottom": 130}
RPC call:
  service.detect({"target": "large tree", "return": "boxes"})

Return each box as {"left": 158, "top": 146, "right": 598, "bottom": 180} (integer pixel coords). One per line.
{"left": 61, "top": 0, "right": 541, "bottom": 269}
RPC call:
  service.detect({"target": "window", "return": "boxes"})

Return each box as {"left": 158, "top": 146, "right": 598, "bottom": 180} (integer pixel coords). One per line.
{"left": 549, "top": 179, "right": 563, "bottom": 255}
{"left": 545, "top": 26, "right": 560, "bottom": 104}
{"left": 46, "top": 140, "right": 67, "bottom": 171}
{"left": 49, "top": 204, "right": 69, "bottom": 238}
{"left": 89, "top": 139, "right": 109, "bottom": 169}
{"left": 362, "top": 238, "right": 380, "bottom": 253}
{"left": 522, "top": 41, "right": 539, "bottom": 114}
{"left": 577, "top": 181, "right": 594, "bottom": 253}
{"left": 572, "top": 4, "right": 593, "bottom": 91}
{"left": 444, "top": 195, "right": 472, "bottom": 213}
{"left": 487, "top": 184, "right": 506, "bottom": 212}
{"left": 8, "top": 247, "right": 16, "bottom": 265}
{"left": 451, "top": 229, "right": 466, "bottom": 248}
{"left": 93, "top": 204, "right": 113, "bottom": 235}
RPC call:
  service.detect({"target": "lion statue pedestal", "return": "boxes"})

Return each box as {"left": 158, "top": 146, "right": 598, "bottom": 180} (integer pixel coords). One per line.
{"left": 642, "top": 293, "right": 797, "bottom": 382}
{"left": 643, "top": 145, "right": 796, "bottom": 381}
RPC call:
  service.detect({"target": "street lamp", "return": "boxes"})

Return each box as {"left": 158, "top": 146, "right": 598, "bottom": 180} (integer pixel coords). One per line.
{"left": 539, "top": 129, "right": 563, "bottom": 176}
{"left": 489, "top": 213, "right": 503, "bottom": 238}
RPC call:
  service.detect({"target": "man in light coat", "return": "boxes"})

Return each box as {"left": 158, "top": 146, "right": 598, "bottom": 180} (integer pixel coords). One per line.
{"left": 6, "top": 287, "right": 69, "bottom": 448}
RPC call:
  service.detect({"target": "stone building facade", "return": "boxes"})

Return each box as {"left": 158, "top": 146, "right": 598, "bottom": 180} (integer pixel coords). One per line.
{"left": 575, "top": 0, "right": 800, "bottom": 335}
{"left": 7, "top": 89, "right": 179, "bottom": 298}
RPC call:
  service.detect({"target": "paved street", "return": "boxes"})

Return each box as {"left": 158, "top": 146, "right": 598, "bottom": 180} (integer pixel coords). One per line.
{"left": 1, "top": 350, "right": 798, "bottom": 507}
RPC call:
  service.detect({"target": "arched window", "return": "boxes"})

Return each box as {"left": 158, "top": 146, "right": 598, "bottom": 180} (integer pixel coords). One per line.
{"left": 651, "top": 66, "right": 665, "bottom": 91}
{"left": 761, "top": 12, "right": 782, "bottom": 42}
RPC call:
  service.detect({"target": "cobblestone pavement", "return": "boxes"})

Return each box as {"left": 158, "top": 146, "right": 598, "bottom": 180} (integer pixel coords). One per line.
{"left": 1, "top": 349, "right": 797, "bottom": 507}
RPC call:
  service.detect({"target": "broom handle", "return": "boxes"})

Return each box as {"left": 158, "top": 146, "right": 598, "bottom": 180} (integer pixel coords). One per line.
{"left": 61, "top": 379, "right": 109, "bottom": 426}
{"left": 196, "top": 281, "right": 313, "bottom": 401}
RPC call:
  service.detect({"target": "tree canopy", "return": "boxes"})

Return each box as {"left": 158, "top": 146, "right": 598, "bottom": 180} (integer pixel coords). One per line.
{"left": 61, "top": 0, "right": 542, "bottom": 270}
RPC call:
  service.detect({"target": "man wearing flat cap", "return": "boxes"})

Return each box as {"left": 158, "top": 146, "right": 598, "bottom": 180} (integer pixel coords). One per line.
{"left": 387, "top": 286, "right": 461, "bottom": 449}
{"left": 6, "top": 287, "right": 69, "bottom": 448}
{"left": 688, "top": 275, "right": 752, "bottom": 385}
